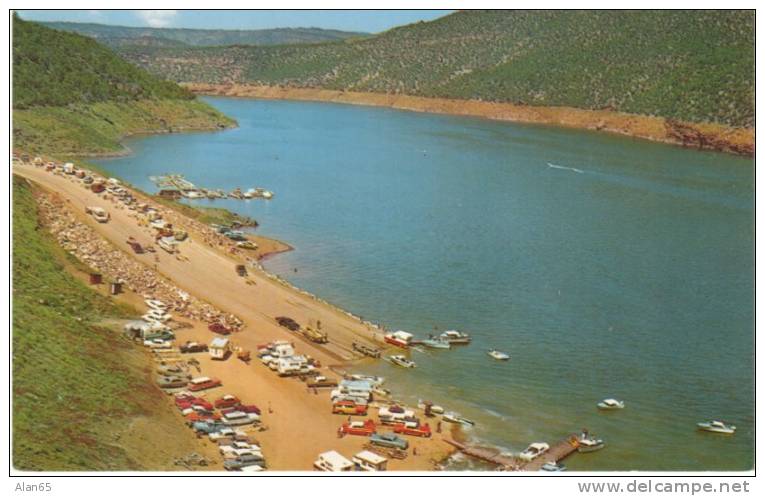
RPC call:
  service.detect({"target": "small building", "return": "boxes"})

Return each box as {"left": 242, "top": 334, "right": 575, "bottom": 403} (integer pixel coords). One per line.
{"left": 352, "top": 450, "right": 388, "bottom": 471}
{"left": 209, "top": 337, "right": 232, "bottom": 360}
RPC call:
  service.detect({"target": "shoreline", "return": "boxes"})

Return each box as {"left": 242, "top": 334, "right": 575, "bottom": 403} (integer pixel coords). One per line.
{"left": 184, "top": 83, "right": 754, "bottom": 157}
{"left": 13, "top": 161, "right": 458, "bottom": 470}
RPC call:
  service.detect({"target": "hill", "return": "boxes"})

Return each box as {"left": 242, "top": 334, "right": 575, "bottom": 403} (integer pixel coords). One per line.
{"left": 118, "top": 10, "right": 754, "bottom": 128}
{"left": 40, "top": 21, "right": 368, "bottom": 47}
{"left": 12, "top": 16, "right": 233, "bottom": 154}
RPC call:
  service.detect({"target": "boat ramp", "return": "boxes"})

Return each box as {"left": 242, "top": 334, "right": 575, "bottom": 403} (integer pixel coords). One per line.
{"left": 444, "top": 435, "right": 579, "bottom": 471}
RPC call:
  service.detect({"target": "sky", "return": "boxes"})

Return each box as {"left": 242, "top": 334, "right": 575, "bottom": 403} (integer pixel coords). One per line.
{"left": 16, "top": 10, "right": 453, "bottom": 33}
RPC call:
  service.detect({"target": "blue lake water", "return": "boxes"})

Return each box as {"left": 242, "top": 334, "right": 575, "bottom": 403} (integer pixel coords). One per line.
{"left": 96, "top": 96, "right": 754, "bottom": 471}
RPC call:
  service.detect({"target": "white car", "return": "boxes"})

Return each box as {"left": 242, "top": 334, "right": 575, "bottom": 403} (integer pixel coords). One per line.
{"left": 518, "top": 442, "right": 550, "bottom": 461}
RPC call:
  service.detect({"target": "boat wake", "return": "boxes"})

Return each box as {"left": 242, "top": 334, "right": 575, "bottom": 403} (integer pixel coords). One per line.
{"left": 547, "top": 162, "right": 585, "bottom": 174}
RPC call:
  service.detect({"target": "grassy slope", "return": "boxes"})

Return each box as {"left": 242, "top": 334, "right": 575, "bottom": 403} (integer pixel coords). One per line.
{"left": 122, "top": 10, "right": 754, "bottom": 128}
{"left": 12, "top": 17, "right": 235, "bottom": 155}
{"left": 12, "top": 177, "right": 150, "bottom": 470}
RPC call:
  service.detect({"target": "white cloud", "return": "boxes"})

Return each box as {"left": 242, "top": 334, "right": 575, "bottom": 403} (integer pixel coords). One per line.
{"left": 135, "top": 10, "right": 178, "bottom": 28}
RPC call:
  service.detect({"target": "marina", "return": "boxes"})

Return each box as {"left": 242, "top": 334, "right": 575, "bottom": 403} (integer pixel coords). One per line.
{"left": 150, "top": 174, "right": 274, "bottom": 201}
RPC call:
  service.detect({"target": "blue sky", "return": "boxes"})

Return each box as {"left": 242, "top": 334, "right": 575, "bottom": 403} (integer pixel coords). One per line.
{"left": 16, "top": 10, "right": 453, "bottom": 33}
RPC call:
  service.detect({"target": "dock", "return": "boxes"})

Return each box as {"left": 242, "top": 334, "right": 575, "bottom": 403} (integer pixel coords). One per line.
{"left": 444, "top": 434, "right": 580, "bottom": 471}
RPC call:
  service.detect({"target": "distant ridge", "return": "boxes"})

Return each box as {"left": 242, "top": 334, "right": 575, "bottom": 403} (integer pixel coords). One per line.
{"left": 116, "top": 10, "right": 754, "bottom": 128}
{"left": 39, "top": 21, "right": 369, "bottom": 47}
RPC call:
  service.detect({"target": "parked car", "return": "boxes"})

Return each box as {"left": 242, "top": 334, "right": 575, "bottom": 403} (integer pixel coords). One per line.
{"left": 223, "top": 454, "right": 266, "bottom": 471}
{"left": 235, "top": 264, "right": 248, "bottom": 277}
{"left": 339, "top": 420, "right": 377, "bottom": 436}
{"left": 180, "top": 342, "right": 209, "bottom": 353}
{"left": 275, "top": 316, "right": 300, "bottom": 331}
{"left": 214, "top": 395, "right": 241, "bottom": 409}
{"left": 191, "top": 421, "right": 225, "bottom": 434}
{"left": 222, "top": 404, "right": 261, "bottom": 416}
{"left": 369, "top": 433, "right": 409, "bottom": 450}
{"left": 208, "top": 323, "right": 232, "bottom": 335}
{"left": 393, "top": 421, "right": 432, "bottom": 438}
{"left": 332, "top": 400, "right": 368, "bottom": 416}
{"left": 188, "top": 377, "right": 222, "bottom": 392}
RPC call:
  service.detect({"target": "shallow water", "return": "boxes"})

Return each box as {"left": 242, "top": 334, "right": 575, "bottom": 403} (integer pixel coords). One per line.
{"left": 95, "top": 97, "right": 754, "bottom": 471}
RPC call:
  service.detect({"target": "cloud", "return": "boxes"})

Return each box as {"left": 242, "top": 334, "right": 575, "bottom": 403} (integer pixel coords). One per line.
{"left": 135, "top": 10, "right": 177, "bottom": 28}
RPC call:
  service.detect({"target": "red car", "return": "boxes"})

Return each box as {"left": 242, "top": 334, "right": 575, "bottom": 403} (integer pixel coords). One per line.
{"left": 214, "top": 394, "right": 241, "bottom": 409}
{"left": 176, "top": 398, "right": 214, "bottom": 411}
{"left": 221, "top": 404, "right": 261, "bottom": 415}
{"left": 188, "top": 377, "right": 222, "bottom": 392}
{"left": 186, "top": 411, "right": 222, "bottom": 423}
{"left": 394, "top": 421, "right": 432, "bottom": 438}
{"left": 209, "top": 323, "right": 232, "bottom": 335}
{"left": 339, "top": 419, "right": 376, "bottom": 436}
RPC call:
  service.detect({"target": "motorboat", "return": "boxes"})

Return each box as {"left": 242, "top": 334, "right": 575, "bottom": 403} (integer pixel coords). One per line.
{"left": 389, "top": 355, "right": 416, "bottom": 368}
{"left": 518, "top": 442, "right": 550, "bottom": 461}
{"left": 577, "top": 433, "right": 605, "bottom": 453}
{"left": 541, "top": 461, "right": 566, "bottom": 472}
{"left": 597, "top": 398, "right": 625, "bottom": 410}
{"left": 417, "top": 400, "right": 445, "bottom": 415}
{"left": 346, "top": 374, "right": 385, "bottom": 386}
{"left": 384, "top": 330, "right": 414, "bottom": 348}
{"left": 697, "top": 420, "right": 736, "bottom": 434}
{"left": 439, "top": 330, "right": 471, "bottom": 344}
{"left": 182, "top": 190, "right": 206, "bottom": 199}
{"left": 420, "top": 337, "right": 451, "bottom": 349}
{"left": 442, "top": 411, "right": 475, "bottom": 426}
{"left": 488, "top": 349, "right": 510, "bottom": 361}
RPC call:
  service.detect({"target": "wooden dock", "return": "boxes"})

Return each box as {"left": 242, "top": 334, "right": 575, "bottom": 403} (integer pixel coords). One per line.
{"left": 444, "top": 434, "right": 580, "bottom": 471}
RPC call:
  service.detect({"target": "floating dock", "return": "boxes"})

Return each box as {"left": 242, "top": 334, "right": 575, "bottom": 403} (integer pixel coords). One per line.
{"left": 445, "top": 435, "right": 579, "bottom": 471}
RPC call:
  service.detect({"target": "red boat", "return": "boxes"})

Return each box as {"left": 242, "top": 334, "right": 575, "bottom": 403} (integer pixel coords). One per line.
{"left": 394, "top": 421, "right": 432, "bottom": 438}
{"left": 339, "top": 419, "right": 376, "bottom": 436}
{"left": 384, "top": 331, "right": 413, "bottom": 348}
{"left": 214, "top": 394, "right": 241, "bottom": 409}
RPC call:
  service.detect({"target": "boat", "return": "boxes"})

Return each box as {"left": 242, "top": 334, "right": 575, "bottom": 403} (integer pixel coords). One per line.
{"left": 420, "top": 337, "right": 451, "bottom": 349}
{"left": 384, "top": 330, "right": 414, "bottom": 348}
{"left": 346, "top": 374, "right": 385, "bottom": 386}
{"left": 439, "top": 330, "right": 471, "bottom": 344}
{"left": 697, "top": 420, "right": 736, "bottom": 434}
{"left": 488, "top": 349, "right": 510, "bottom": 361}
{"left": 442, "top": 411, "right": 475, "bottom": 426}
{"left": 541, "top": 461, "right": 567, "bottom": 472}
{"left": 417, "top": 400, "right": 445, "bottom": 415}
{"left": 577, "top": 433, "right": 606, "bottom": 453}
{"left": 182, "top": 190, "right": 206, "bottom": 199}
{"left": 229, "top": 188, "right": 244, "bottom": 200}
{"left": 236, "top": 241, "right": 258, "bottom": 250}
{"left": 597, "top": 398, "right": 625, "bottom": 410}
{"left": 388, "top": 355, "right": 416, "bottom": 368}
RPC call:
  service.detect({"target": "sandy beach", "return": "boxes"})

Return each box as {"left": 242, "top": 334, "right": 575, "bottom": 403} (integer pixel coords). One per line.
{"left": 184, "top": 83, "right": 754, "bottom": 157}
{"left": 13, "top": 161, "right": 456, "bottom": 471}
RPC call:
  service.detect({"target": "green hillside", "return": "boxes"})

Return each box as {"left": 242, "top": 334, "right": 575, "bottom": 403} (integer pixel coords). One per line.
{"left": 120, "top": 10, "right": 754, "bottom": 127}
{"left": 12, "top": 16, "right": 233, "bottom": 154}
{"left": 40, "top": 21, "right": 368, "bottom": 47}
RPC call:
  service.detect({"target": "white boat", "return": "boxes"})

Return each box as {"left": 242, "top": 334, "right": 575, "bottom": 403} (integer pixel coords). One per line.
{"left": 439, "top": 330, "right": 471, "bottom": 344}
{"left": 597, "top": 398, "right": 625, "bottom": 410}
{"left": 697, "top": 420, "right": 736, "bottom": 434}
{"left": 442, "top": 411, "right": 475, "bottom": 426}
{"left": 518, "top": 442, "right": 550, "bottom": 461}
{"left": 389, "top": 355, "right": 416, "bottom": 368}
{"left": 384, "top": 330, "right": 414, "bottom": 348}
{"left": 417, "top": 400, "right": 445, "bottom": 415}
{"left": 347, "top": 374, "right": 385, "bottom": 386}
{"left": 420, "top": 337, "right": 451, "bottom": 349}
{"left": 488, "top": 349, "right": 510, "bottom": 360}
{"left": 182, "top": 190, "right": 206, "bottom": 199}
{"left": 577, "top": 433, "right": 605, "bottom": 453}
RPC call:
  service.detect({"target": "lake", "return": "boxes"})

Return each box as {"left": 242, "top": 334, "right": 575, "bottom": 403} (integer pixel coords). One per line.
{"left": 95, "top": 96, "right": 754, "bottom": 470}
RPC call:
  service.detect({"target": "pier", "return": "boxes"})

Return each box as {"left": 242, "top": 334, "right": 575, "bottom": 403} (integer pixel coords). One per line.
{"left": 444, "top": 435, "right": 579, "bottom": 471}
